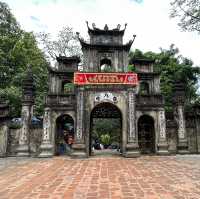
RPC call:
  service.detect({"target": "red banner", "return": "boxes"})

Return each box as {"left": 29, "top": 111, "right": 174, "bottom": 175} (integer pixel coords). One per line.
{"left": 74, "top": 72, "right": 138, "bottom": 85}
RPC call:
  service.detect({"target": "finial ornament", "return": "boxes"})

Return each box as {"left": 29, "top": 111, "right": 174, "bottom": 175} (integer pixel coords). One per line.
{"left": 104, "top": 24, "right": 109, "bottom": 30}
{"left": 133, "top": 34, "right": 136, "bottom": 41}
{"left": 92, "top": 23, "right": 96, "bottom": 29}
{"left": 124, "top": 23, "right": 127, "bottom": 30}
{"left": 86, "top": 21, "right": 89, "bottom": 28}
{"left": 76, "top": 32, "right": 80, "bottom": 39}
{"left": 117, "top": 24, "right": 121, "bottom": 30}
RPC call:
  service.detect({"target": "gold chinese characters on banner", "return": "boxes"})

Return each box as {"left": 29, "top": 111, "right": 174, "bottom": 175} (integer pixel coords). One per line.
{"left": 74, "top": 72, "right": 138, "bottom": 85}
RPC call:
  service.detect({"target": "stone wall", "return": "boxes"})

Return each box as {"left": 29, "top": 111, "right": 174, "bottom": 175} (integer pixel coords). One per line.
{"left": 29, "top": 127, "right": 43, "bottom": 156}
{"left": 166, "top": 122, "right": 177, "bottom": 154}
{"left": 0, "top": 124, "right": 8, "bottom": 157}
{"left": 7, "top": 128, "right": 20, "bottom": 156}
{"left": 166, "top": 110, "right": 200, "bottom": 154}
{"left": 7, "top": 127, "right": 43, "bottom": 157}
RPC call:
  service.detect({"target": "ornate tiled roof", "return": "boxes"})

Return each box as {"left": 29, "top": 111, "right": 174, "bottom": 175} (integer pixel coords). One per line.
{"left": 86, "top": 21, "right": 127, "bottom": 36}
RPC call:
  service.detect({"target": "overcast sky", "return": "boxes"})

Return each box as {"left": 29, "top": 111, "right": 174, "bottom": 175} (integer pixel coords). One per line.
{"left": 4, "top": 0, "right": 200, "bottom": 66}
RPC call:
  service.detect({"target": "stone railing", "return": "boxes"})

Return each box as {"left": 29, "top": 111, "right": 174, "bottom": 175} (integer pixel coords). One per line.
{"left": 136, "top": 94, "right": 164, "bottom": 107}
{"left": 46, "top": 94, "right": 76, "bottom": 106}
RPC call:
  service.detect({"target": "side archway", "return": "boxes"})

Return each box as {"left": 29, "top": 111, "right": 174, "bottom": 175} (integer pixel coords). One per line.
{"left": 55, "top": 114, "right": 74, "bottom": 155}
{"left": 138, "top": 115, "right": 155, "bottom": 154}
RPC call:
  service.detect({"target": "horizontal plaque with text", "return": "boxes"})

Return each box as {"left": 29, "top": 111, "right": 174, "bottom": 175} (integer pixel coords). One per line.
{"left": 74, "top": 72, "right": 138, "bottom": 85}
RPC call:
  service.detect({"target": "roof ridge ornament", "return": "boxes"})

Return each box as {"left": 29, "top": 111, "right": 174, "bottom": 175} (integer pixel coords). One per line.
{"left": 124, "top": 23, "right": 127, "bottom": 30}
{"left": 86, "top": 21, "right": 89, "bottom": 29}
{"left": 117, "top": 24, "right": 121, "bottom": 30}
{"left": 104, "top": 24, "right": 109, "bottom": 30}
{"left": 86, "top": 21, "right": 127, "bottom": 32}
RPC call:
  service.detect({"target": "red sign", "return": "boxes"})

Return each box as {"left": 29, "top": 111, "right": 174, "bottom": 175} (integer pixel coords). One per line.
{"left": 74, "top": 72, "right": 138, "bottom": 85}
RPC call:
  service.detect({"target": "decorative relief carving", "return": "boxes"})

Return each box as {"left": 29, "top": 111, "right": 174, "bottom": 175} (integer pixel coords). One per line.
{"left": 76, "top": 91, "right": 84, "bottom": 140}
{"left": 101, "top": 52, "right": 112, "bottom": 58}
{"left": 178, "top": 105, "right": 185, "bottom": 139}
{"left": 159, "top": 111, "right": 166, "bottom": 139}
{"left": 128, "top": 91, "right": 136, "bottom": 141}
{"left": 19, "top": 106, "right": 30, "bottom": 144}
{"left": 43, "top": 108, "right": 50, "bottom": 141}
{"left": 94, "top": 92, "right": 118, "bottom": 103}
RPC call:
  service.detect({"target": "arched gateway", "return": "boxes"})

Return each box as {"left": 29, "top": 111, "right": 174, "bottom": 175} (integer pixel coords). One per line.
{"left": 55, "top": 114, "right": 74, "bottom": 155}
{"left": 38, "top": 22, "right": 169, "bottom": 158}
{"left": 90, "top": 102, "right": 122, "bottom": 156}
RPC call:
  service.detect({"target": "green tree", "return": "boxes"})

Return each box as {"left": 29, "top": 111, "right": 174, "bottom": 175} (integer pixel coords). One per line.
{"left": 37, "top": 26, "right": 81, "bottom": 61}
{"left": 170, "top": 0, "right": 200, "bottom": 33}
{"left": 129, "top": 44, "right": 200, "bottom": 111}
{"left": 0, "top": 2, "right": 49, "bottom": 117}
{"left": 0, "top": 1, "right": 21, "bottom": 88}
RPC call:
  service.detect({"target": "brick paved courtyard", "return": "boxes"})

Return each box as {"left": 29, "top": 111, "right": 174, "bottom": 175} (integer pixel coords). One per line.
{"left": 0, "top": 155, "right": 200, "bottom": 199}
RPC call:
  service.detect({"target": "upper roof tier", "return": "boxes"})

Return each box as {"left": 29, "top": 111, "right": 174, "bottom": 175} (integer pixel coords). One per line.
{"left": 86, "top": 21, "right": 127, "bottom": 36}
{"left": 77, "top": 22, "right": 136, "bottom": 49}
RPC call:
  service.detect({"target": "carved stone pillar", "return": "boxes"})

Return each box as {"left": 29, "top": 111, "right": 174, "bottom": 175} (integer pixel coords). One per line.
{"left": 173, "top": 80, "right": 188, "bottom": 154}
{"left": 176, "top": 105, "right": 188, "bottom": 153}
{"left": 17, "top": 105, "right": 32, "bottom": 156}
{"left": 0, "top": 98, "right": 9, "bottom": 157}
{"left": 125, "top": 88, "right": 140, "bottom": 157}
{"left": 71, "top": 87, "right": 87, "bottom": 158}
{"left": 38, "top": 107, "right": 53, "bottom": 157}
{"left": 194, "top": 106, "right": 200, "bottom": 153}
{"left": 195, "top": 106, "right": 200, "bottom": 153}
{"left": 76, "top": 89, "right": 84, "bottom": 143}
{"left": 157, "top": 109, "right": 169, "bottom": 155}
{"left": 17, "top": 65, "right": 35, "bottom": 157}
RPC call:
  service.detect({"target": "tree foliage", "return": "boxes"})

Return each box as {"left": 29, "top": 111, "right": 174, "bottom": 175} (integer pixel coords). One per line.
{"left": 170, "top": 0, "right": 200, "bottom": 33}
{"left": 37, "top": 26, "right": 81, "bottom": 61}
{"left": 129, "top": 44, "right": 200, "bottom": 111}
{"left": 0, "top": 1, "right": 49, "bottom": 117}
{"left": 92, "top": 118, "right": 121, "bottom": 144}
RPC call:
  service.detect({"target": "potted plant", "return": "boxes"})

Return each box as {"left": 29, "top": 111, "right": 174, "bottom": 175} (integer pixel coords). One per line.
{"left": 100, "top": 134, "right": 111, "bottom": 149}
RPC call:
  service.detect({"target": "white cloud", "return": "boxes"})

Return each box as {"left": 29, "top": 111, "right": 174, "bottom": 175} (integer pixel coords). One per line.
{"left": 4, "top": 0, "right": 200, "bottom": 65}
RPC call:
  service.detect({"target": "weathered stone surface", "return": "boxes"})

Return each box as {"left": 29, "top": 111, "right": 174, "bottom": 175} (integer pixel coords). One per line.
{"left": 30, "top": 128, "right": 43, "bottom": 156}
{"left": 7, "top": 128, "right": 20, "bottom": 156}
{"left": 0, "top": 124, "right": 8, "bottom": 157}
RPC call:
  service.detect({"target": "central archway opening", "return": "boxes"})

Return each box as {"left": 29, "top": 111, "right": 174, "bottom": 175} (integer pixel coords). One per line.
{"left": 138, "top": 115, "right": 155, "bottom": 154}
{"left": 90, "top": 102, "right": 122, "bottom": 156}
{"left": 100, "top": 58, "right": 112, "bottom": 72}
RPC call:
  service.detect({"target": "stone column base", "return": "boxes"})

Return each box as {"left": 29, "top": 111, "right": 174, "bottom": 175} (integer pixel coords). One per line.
{"left": 71, "top": 143, "right": 87, "bottom": 158}
{"left": 178, "top": 140, "right": 189, "bottom": 154}
{"left": 38, "top": 142, "right": 54, "bottom": 158}
{"left": 157, "top": 142, "right": 169, "bottom": 155}
{"left": 17, "top": 144, "right": 30, "bottom": 157}
{"left": 124, "top": 143, "right": 140, "bottom": 158}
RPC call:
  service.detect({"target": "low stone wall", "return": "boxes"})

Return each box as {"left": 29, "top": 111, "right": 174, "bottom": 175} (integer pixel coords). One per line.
{"left": 167, "top": 126, "right": 177, "bottom": 154}
{"left": 7, "top": 127, "right": 43, "bottom": 157}
{"left": 0, "top": 124, "right": 9, "bottom": 157}
{"left": 29, "top": 127, "right": 43, "bottom": 156}
{"left": 7, "top": 128, "right": 20, "bottom": 156}
{"left": 166, "top": 110, "right": 200, "bottom": 154}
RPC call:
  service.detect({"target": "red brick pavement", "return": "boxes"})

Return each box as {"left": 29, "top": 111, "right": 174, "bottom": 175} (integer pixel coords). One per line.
{"left": 0, "top": 156, "right": 200, "bottom": 199}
